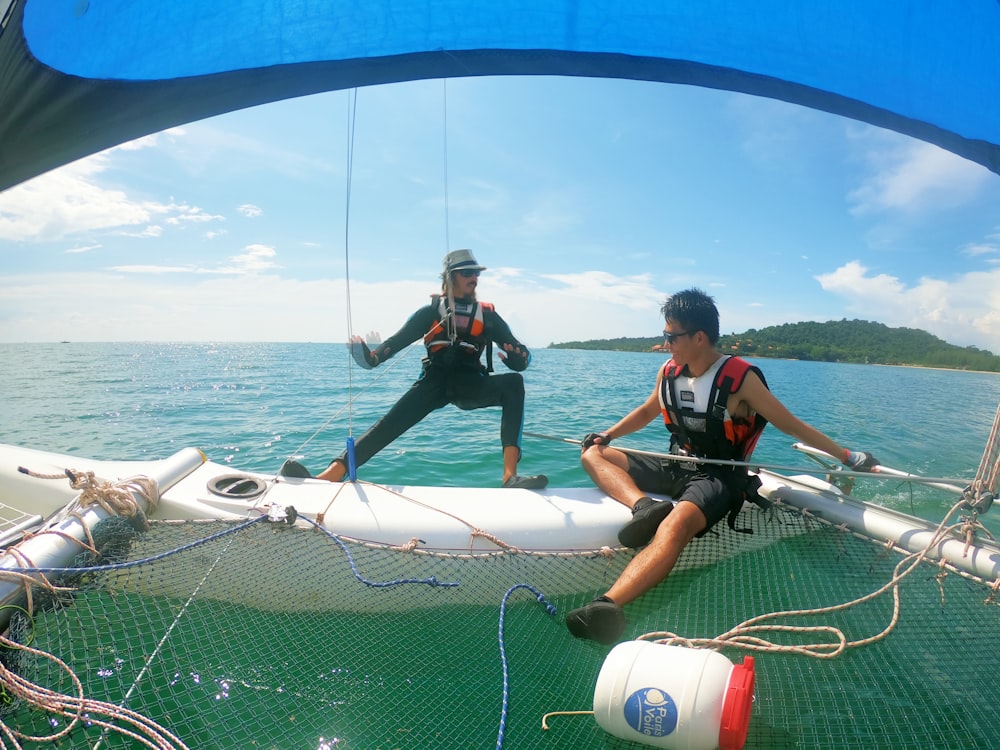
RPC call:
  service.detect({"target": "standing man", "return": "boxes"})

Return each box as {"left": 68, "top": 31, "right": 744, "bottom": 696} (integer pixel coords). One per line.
{"left": 567, "top": 288, "right": 878, "bottom": 643}
{"left": 301, "top": 249, "right": 547, "bottom": 489}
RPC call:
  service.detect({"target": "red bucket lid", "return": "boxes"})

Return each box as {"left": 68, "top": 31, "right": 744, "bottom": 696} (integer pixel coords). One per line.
{"left": 718, "top": 655, "right": 755, "bottom": 750}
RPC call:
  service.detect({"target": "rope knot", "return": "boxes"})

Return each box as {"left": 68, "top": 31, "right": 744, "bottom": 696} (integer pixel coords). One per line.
{"left": 391, "top": 537, "right": 424, "bottom": 552}
{"left": 73, "top": 473, "right": 159, "bottom": 530}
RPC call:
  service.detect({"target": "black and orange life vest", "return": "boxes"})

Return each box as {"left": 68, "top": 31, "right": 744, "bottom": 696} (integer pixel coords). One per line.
{"left": 658, "top": 355, "right": 768, "bottom": 462}
{"left": 423, "top": 295, "right": 496, "bottom": 367}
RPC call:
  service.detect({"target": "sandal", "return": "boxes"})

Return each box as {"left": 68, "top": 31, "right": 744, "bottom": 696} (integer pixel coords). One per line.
{"left": 617, "top": 499, "right": 674, "bottom": 548}
{"left": 503, "top": 474, "right": 549, "bottom": 490}
{"left": 565, "top": 596, "right": 625, "bottom": 644}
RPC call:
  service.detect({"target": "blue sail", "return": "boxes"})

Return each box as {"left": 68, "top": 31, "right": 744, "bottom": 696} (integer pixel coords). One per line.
{"left": 2, "top": 0, "right": 999, "bottom": 191}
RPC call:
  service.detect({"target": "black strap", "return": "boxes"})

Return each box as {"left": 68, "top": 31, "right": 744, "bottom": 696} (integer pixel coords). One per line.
{"left": 663, "top": 369, "right": 692, "bottom": 452}
{"left": 726, "top": 474, "right": 768, "bottom": 534}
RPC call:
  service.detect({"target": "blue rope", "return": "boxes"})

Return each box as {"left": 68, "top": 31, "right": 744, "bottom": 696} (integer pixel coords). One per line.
{"left": 300, "top": 515, "right": 459, "bottom": 589}
{"left": 9, "top": 512, "right": 459, "bottom": 591}
{"left": 495, "top": 583, "right": 557, "bottom": 749}
{"left": 8, "top": 517, "right": 265, "bottom": 574}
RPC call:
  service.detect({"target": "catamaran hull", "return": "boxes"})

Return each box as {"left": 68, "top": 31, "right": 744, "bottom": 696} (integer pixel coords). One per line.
{"left": 3, "top": 443, "right": 996, "bottom": 612}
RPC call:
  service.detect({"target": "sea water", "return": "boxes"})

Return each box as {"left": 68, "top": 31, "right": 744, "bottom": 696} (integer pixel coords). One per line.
{"left": 2, "top": 342, "right": 997, "bottom": 524}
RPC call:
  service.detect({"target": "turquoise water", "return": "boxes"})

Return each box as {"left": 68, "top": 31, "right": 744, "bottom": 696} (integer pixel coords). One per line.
{"left": 2, "top": 342, "right": 998, "bottom": 523}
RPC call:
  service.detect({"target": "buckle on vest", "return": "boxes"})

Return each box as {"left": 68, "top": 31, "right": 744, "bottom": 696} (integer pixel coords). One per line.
{"left": 673, "top": 448, "right": 699, "bottom": 471}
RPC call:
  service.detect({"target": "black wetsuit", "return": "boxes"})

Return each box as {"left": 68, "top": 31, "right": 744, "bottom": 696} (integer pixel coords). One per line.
{"left": 332, "top": 296, "right": 531, "bottom": 470}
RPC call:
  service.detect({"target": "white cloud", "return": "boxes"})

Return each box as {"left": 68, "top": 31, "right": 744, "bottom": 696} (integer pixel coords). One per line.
{"left": 0, "top": 269, "right": 665, "bottom": 348}
{"left": 107, "top": 265, "right": 195, "bottom": 275}
{"left": 848, "top": 135, "right": 993, "bottom": 216}
{"left": 0, "top": 155, "right": 154, "bottom": 242}
{"left": 121, "top": 225, "right": 164, "bottom": 238}
{"left": 164, "top": 208, "right": 225, "bottom": 225}
{"left": 216, "top": 244, "right": 279, "bottom": 274}
{"left": 539, "top": 270, "right": 660, "bottom": 310}
{"left": 106, "top": 244, "right": 280, "bottom": 277}
{"left": 816, "top": 260, "right": 1000, "bottom": 352}
{"left": 116, "top": 128, "right": 186, "bottom": 151}
{"left": 237, "top": 204, "right": 263, "bottom": 218}
{"left": 0, "top": 150, "right": 221, "bottom": 242}
{"left": 964, "top": 240, "right": 1000, "bottom": 258}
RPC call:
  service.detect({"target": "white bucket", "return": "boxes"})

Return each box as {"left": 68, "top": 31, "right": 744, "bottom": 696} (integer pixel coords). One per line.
{"left": 593, "top": 640, "right": 755, "bottom": 750}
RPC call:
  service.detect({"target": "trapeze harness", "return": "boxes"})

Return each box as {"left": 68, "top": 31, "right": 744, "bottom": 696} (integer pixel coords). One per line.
{"left": 423, "top": 295, "right": 496, "bottom": 371}
{"left": 658, "top": 355, "right": 769, "bottom": 532}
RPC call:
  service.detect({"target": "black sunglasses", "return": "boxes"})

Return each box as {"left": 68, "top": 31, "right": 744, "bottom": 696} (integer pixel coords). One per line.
{"left": 456, "top": 269, "right": 480, "bottom": 278}
{"left": 663, "top": 330, "right": 696, "bottom": 344}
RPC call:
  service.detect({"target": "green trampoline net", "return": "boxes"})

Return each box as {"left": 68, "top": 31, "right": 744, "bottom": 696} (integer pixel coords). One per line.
{"left": 2, "top": 503, "right": 998, "bottom": 749}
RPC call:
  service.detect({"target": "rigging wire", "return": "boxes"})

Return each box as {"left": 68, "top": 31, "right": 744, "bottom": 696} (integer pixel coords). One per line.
{"left": 343, "top": 88, "right": 359, "bottom": 437}
{"left": 287, "top": 80, "right": 459, "bottom": 467}
{"left": 523, "top": 431, "right": 975, "bottom": 488}
{"left": 442, "top": 78, "right": 450, "bottom": 252}
{"left": 283, "top": 87, "right": 420, "bottom": 466}
{"left": 441, "top": 78, "right": 457, "bottom": 344}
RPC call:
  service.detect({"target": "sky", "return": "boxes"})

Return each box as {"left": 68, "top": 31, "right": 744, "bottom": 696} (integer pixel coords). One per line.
{"left": 2, "top": 75, "right": 1000, "bottom": 353}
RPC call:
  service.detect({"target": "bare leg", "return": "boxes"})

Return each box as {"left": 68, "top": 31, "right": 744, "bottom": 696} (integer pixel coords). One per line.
{"left": 316, "top": 459, "right": 346, "bottom": 482}
{"left": 581, "top": 444, "right": 649, "bottom": 510}
{"left": 604, "top": 501, "right": 706, "bottom": 606}
{"left": 502, "top": 445, "right": 518, "bottom": 484}
{"left": 319, "top": 437, "right": 527, "bottom": 485}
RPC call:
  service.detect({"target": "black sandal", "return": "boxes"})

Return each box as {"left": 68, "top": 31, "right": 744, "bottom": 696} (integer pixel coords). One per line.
{"left": 565, "top": 596, "right": 625, "bottom": 644}
{"left": 617, "top": 499, "right": 674, "bottom": 548}
{"left": 278, "top": 459, "right": 312, "bottom": 478}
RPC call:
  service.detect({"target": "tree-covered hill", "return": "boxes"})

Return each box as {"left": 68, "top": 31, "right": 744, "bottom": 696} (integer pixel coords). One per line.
{"left": 549, "top": 319, "right": 1000, "bottom": 373}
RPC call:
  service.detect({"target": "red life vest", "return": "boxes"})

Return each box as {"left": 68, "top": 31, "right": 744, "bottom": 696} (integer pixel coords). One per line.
{"left": 658, "top": 355, "right": 768, "bottom": 462}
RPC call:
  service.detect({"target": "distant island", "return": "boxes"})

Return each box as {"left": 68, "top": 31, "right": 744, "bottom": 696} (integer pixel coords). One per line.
{"left": 549, "top": 319, "right": 1000, "bottom": 373}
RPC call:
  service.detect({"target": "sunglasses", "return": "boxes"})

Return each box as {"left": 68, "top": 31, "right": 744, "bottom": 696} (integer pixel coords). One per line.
{"left": 663, "top": 330, "right": 696, "bottom": 344}
{"left": 456, "top": 269, "right": 480, "bottom": 278}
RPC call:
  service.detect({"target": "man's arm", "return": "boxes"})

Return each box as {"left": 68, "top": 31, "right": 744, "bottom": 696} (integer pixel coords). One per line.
{"left": 485, "top": 308, "right": 532, "bottom": 371}
{"left": 348, "top": 305, "right": 436, "bottom": 368}
{"left": 737, "top": 371, "right": 876, "bottom": 468}
{"left": 585, "top": 374, "right": 663, "bottom": 447}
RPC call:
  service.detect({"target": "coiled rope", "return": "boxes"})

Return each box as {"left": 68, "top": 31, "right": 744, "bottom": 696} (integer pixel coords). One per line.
{"left": 0, "top": 471, "right": 185, "bottom": 749}
{"left": 0, "top": 632, "right": 190, "bottom": 750}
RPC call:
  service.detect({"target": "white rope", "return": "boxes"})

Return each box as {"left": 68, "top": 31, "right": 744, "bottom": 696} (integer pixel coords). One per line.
{"left": 640, "top": 495, "right": 983, "bottom": 659}
{"left": 973, "top": 400, "right": 1000, "bottom": 495}
{"left": 0, "top": 475, "right": 185, "bottom": 749}
{"left": 0, "top": 633, "right": 190, "bottom": 749}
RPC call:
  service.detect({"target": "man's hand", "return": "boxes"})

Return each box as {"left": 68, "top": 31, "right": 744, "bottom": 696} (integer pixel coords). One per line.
{"left": 498, "top": 343, "right": 530, "bottom": 372}
{"left": 843, "top": 450, "right": 879, "bottom": 471}
{"left": 581, "top": 432, "right": 611, "bottom": 450}
{"left": 348, "top": 334, "right": 379, "bottom": 369}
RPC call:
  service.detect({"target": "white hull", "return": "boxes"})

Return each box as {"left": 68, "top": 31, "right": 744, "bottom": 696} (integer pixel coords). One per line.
{"left": 3, "top": 442, "right": 997, "bottom": 600}
{"left": 1, "top": 442, "right": 638, "bottom": 551}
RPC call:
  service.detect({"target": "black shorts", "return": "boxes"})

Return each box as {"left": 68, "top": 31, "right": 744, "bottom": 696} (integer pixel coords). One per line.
{"left": 626, "top": 452, "right": 741, "bottom": 533}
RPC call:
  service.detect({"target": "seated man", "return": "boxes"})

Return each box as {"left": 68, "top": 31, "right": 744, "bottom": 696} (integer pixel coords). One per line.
{"left": 567, "top": 287, "right": 878, "bottom": 644}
